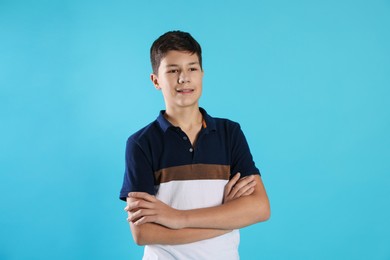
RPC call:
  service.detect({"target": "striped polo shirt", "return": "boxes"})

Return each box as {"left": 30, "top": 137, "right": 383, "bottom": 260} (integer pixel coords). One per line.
{"left": 120, "top": 108, "right": 260, "bottom": 259}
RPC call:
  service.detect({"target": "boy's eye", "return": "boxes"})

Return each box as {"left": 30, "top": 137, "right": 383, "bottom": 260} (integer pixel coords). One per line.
{"left": 168, "top": 69, "right": 179, "bottom": 73}
{"left": 189, "top": 68, "right": 198, "bottom": 71}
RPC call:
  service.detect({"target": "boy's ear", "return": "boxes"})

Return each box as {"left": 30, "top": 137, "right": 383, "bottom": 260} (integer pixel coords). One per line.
{"left": 150, "top": 73, "right": 160, "bottom": 90}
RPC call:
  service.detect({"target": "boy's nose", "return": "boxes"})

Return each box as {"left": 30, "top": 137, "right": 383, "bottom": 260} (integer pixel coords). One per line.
{"left": 178, "top": 71, "right": 190, "bottom": 83}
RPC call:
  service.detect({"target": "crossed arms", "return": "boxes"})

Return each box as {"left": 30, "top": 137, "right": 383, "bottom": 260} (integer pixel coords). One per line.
{"left": 124, "top": 173, "right": 270, "bottom": 245}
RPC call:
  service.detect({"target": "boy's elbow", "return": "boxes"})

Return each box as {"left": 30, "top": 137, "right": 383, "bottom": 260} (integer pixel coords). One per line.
{"left": 132, "top": 232, "right": 145, "bottom": 246}
{"left": 252, "top": 175, "right": 271, "bottom": 223}
{"left": 255, "top": 201, "right": 271, "bottom": 223}
{"left": 130, "top": 225, "right": 148, "bottom": 246}
{"left": 261, "top": 204, "right": 271, "bottom": 222}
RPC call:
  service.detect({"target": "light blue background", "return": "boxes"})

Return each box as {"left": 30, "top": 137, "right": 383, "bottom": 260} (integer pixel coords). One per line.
{"left": 1, "top": 0, "right": 389, "bottom": 259}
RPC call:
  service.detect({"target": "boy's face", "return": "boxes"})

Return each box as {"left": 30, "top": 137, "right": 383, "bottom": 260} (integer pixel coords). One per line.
{"left": 151, "top": 51, "right": 203, "bottom": 111}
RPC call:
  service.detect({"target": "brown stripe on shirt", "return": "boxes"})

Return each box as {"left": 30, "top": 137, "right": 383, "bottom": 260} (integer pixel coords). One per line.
{"left": 155, "top": 164, "right": 230, "bottom": 184}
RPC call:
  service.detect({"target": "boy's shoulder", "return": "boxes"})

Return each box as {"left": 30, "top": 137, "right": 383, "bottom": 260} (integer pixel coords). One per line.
{"left": 199, "top": 107, "right": 239, "bottom": 127}
{"left": 213, "top": 116, "right": 239, "bottom": 125}
{"left": 205, "top": 113, "right": 241, "bottom": 132}
{"left": 126, "top": 119, "right": 160, "bottom": 145}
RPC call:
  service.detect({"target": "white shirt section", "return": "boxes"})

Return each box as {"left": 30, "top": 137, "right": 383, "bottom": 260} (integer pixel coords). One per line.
{"left": 143, "top": 230, "right": 240, "bottom": 260}
{"left": 143, "top": 179, "right": 240, "bottom": 260}
{"left": 156, "top": 179, "right": 228, "bottom": 210}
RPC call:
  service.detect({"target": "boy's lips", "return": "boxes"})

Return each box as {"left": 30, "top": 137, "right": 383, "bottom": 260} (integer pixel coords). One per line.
{"left": 176, "top": 88, "right": 194, "bottom": 93}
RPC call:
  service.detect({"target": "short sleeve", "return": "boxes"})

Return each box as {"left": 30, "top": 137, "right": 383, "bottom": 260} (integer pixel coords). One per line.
{"left": 119, "top": 138, "right": 156, "bottom": 201}
{"left": 230, "top": 123, "right": 260, "bottom": 178}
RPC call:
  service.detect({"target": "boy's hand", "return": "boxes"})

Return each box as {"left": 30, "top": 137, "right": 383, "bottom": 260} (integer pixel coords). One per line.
{"left": 125, "top": 192, "right": 185, "bottom": 229}
{"left": 223, "top": 173, "right": 256, "bottom": 203}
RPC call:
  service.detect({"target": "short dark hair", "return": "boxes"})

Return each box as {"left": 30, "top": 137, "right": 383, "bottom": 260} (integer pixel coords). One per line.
{"left": 150, "top": 30, "right": 202, "bottom": 75}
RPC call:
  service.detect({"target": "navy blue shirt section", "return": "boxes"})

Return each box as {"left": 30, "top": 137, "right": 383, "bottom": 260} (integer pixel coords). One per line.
{"left": 120, "top": 108, "right": 260, "bottom": 201}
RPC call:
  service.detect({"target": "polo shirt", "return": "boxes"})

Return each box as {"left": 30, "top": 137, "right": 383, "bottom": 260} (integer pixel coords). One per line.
{"left": 120, "top": 108, "right": 260, "bottom": 259}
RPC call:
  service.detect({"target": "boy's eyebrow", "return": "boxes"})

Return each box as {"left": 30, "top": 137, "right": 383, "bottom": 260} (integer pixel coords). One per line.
{"left": 187, "top": 62, "right": 200, "bottom": 66}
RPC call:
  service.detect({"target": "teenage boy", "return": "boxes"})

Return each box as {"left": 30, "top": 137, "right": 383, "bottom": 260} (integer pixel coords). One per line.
{"left": 120, "top": 31, "right": 270, "bottom": 259}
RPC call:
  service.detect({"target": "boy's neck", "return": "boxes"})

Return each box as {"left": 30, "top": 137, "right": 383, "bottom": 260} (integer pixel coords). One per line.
{"left": 164, "top": 105, "right": 203, "bottom": 132}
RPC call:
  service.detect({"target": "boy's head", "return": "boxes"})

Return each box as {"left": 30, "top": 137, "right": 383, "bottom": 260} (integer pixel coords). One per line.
{"left": 150, "top": 31, "right": 202, "bottom": 75}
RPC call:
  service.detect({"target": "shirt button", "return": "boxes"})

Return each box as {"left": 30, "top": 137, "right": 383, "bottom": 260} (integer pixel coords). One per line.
{"left": 183, "top": 136, "right": 188, "bottom": 140}
{"left": 189, "top": 148, "right": 193, "bottom": 152}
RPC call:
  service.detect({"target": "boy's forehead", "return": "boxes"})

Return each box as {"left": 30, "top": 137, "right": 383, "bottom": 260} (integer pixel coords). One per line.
{"left": 161, "top": 50, "right": 200, "bottom": 65}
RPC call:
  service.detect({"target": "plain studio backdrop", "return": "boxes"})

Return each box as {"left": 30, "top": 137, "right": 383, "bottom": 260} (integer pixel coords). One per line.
{"left": 1, "top": 0, "right": 389, "bottom": 259}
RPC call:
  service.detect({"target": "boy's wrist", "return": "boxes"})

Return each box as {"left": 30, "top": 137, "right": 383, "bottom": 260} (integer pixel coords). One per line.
{"left": 178, "top": 210, "right": 189, "bottom": 229}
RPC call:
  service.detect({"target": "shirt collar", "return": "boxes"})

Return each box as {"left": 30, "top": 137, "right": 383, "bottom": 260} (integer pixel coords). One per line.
{"left": 156, "top": 107, "right": 216, "bottom": 133}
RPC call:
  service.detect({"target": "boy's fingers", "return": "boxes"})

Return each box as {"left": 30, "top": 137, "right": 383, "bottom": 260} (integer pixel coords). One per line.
{"left": 128, "top": 192, "right": 156, "bottom": 202}
{"left": 225, "top": 172, "right": 240, "bottom": 191}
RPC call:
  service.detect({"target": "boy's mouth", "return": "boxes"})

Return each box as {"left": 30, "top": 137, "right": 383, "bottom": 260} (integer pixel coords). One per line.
{"left": 176, "top": 88, "right": 194, "bottom": 93}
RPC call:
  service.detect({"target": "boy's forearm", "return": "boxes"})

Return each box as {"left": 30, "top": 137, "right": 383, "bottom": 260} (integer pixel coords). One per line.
{"left": 180, "top": 175, "right": 270, "bottom": 230}
{"left": 130, "top": 222, "right": 231, "bottom": 245}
